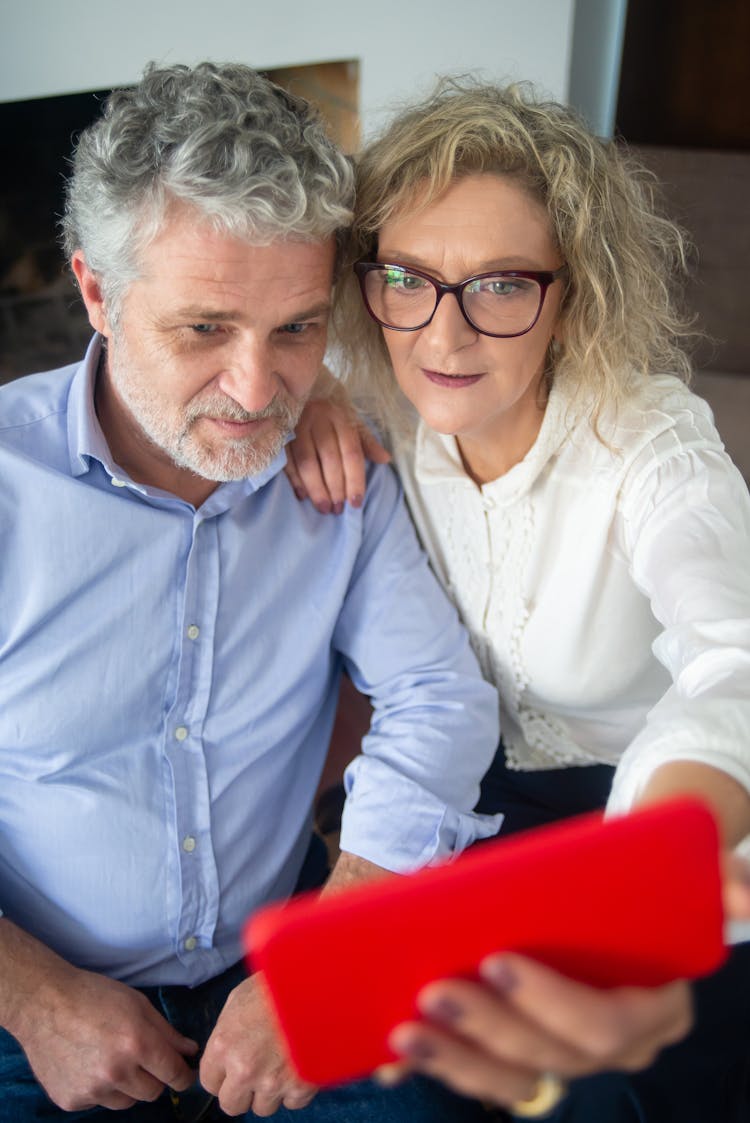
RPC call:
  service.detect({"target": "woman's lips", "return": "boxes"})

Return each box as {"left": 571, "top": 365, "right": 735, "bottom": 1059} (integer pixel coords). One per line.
{"left": 422, "top": 369, "right": 484, "bottom": 388}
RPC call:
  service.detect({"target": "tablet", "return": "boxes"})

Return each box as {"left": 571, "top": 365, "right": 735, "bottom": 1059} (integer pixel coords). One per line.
{"left": 244, "top": 797, "right": 725, "bottom": 1086}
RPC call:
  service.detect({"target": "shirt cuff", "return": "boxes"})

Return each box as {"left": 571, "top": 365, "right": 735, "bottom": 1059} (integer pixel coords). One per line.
{"left": 339, "top": 758, "right": 503, "bottom": 873}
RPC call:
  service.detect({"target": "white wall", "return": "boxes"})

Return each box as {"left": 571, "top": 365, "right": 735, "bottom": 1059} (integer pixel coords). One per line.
{"left": 0, "top": 0, "right": 575, "bottom": 134}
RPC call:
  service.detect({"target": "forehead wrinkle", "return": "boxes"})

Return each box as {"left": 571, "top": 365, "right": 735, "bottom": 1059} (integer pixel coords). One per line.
{"left": 170, "top": 293, "right": 331, "bottom": 319}
{"left": 377, "top": 249, "right": 555, "bottom": 279}
{"left": 127, "top": 219, "right": 336, "bottom": 329}
{"left": 379, "top": 175, "right": 557, "bottom": 282}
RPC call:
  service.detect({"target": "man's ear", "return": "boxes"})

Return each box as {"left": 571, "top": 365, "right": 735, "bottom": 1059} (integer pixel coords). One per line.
{"left": 71, "top": 251, "right": 111, "bottom": 337}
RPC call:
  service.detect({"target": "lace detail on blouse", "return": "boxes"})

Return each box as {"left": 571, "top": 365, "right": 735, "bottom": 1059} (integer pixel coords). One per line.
{"left": 398, "top": 413, "right": 604, "bottom": 772}
{"left": 477, "top": 493, "right": 604, "bottom": 771}
{"left": 504, "top": 709, "right": 607, "bottom": 770}
{"left": 395, "top": 374, "right": 750, "bottom": 788}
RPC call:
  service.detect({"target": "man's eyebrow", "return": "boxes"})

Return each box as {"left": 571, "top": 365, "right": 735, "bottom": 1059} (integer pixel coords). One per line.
{"left": 174, "top": 308, "right": 241, "bottom": 322}
{"left": 280, "top": 300, "right": 332, "bottom": 322}
{"left": 172, "top": 301, "right": 332, "bottom": 323}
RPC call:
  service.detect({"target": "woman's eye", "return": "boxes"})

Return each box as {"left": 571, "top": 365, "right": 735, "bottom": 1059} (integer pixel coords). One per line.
{"left": 280, "top": 322, "right": 309, "bottom": 335}
{"left": 383, "top": 270, "right": 425, "bottom": 291}
{"left": 468, "top": 279, "right": 518, "bottom": 297}
{"left": 488, "top": 281, "right": 517, "bottom": 296}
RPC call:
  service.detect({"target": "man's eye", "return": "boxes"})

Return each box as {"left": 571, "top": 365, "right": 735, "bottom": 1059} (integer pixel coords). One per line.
{"left": 190, "top": 323, "right": 218, "bottom": 335}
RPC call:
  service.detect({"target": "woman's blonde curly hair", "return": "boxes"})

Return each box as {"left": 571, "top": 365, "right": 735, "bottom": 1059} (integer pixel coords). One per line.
{"left": 333, "top": 78, "right": 695, "bottom": 434}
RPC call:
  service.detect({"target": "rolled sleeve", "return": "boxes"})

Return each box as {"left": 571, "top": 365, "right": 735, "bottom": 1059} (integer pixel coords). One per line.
{"left": 334, "top": 463, "right": 502, "bottom": 871}
{"left": 340, "top": 755, "right": 502, "bottom": 872}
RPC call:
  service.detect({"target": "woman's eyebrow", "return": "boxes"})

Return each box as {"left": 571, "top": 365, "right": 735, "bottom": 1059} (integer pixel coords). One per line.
{"left": 375, "top": 251, "right": 549, "bottom": 273}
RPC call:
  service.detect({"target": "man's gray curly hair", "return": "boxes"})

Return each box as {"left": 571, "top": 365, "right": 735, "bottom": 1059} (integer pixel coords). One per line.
{"left": 62, "top": 61, "right": 354, "bottom": 317}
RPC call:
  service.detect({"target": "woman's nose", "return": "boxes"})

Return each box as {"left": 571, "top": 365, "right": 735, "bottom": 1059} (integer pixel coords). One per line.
{"left": 421, "top": 291, "right": 479, "bottom": 350}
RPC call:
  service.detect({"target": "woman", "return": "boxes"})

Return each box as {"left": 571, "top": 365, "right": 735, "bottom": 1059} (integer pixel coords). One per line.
{"left": 286, "top": 81, "right": 750, "bottom": 1121}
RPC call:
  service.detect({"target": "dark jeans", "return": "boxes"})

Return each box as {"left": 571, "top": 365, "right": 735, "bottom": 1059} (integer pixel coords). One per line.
{"left": 0, "top": 834, "right": 490, "bottom": 1122}
{"left": 477, "top": 744, "right": 750, "bottom": 1123}
{"left": 0, "top": 984, "right": 491, "bottom": 1122}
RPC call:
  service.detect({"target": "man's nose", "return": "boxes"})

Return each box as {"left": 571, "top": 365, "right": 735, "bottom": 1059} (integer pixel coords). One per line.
{"left": 216, "top": 340, "right": 279, "bottom": 413}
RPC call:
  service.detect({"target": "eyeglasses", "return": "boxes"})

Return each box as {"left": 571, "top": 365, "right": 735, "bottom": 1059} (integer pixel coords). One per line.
{"left": 354, "top": 261, "right": 567, "bottom": 339}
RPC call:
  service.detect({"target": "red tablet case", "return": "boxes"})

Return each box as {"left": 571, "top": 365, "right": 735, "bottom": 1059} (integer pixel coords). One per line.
{"left": 244, "top": 798, "right": 726, "bottom": 1086}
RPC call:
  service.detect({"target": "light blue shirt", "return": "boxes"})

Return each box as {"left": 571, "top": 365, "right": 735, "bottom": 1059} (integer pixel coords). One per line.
{"left": 0, "top": 337, "right": 501, "bottom": 987}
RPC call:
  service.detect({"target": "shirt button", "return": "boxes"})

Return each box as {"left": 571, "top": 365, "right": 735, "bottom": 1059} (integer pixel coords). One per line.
{"left": 184, "top": 936, "right": 198, "bottom": 952}
{"left": 111, "top": 477, "right": 127, "bottom": 488}
{"left": 182, "top": 836, "right": 196, "bottom": 852}
{"left": 187, "top": 625, "right": 200, "bottom": 640}
{"left": 175, "top": 726, "right": 188, "bottom": 742}
{"left": 482, "top": 495, "right": 496, "bottom": 511}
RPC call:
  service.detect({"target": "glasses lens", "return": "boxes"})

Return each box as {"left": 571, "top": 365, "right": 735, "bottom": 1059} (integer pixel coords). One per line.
{"left": 363, "top": 266, "right": 436, "bottom": 328}
{"left": 462, "top": 275, "right": 543, "bottom": 335}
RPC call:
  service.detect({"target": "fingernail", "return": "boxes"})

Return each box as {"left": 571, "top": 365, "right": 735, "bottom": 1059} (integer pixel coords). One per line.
{"left": 317, "top": 501, "right": 332, "bottom": 514}
{"left": 333, "top": 501, "right": 344, "bottom": 515}
{"left": 394, "top": 1037, "right": 437, "bottom": 1062}
{"left": 480, "top": 956, "right": 519, "bottom": 992}
{"left": 421, "top": 995, "right": 464, "bottom": 1025}
{"left": 351, "top": 494, "right": 364, "bottom": 508}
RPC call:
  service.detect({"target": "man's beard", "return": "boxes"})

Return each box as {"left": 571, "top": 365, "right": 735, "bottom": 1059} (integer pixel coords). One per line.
{"left": 174, "top": 391, "right": 302, "bottom": 480}
{"left": 107, "top": 342, "right": 303, "bottom": 482}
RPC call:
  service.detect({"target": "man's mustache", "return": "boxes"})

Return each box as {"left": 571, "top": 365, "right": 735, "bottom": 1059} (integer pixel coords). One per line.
{"left": 187, "top": 393, "right": 296, "bottom": 424}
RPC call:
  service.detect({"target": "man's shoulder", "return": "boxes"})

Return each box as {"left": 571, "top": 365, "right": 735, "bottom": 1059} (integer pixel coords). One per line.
{"left": 360, "top": 455, "right": 403, "bottom": 515}
{"left": 0, "top": 361, "right": 80, "bottom": 436}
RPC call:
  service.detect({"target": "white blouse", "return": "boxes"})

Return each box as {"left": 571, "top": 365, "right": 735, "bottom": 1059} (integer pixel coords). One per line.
{"left": 391, "top": 374, "right": 750, "bottom": 816}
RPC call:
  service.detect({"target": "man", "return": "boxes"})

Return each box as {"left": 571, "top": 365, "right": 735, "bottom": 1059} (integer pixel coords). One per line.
{"left": 0, "top": 63, "right": 501, "bottom": 1121}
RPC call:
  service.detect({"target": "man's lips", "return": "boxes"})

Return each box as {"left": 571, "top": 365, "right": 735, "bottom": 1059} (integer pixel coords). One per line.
{"left": 422, "top": 369, "right": 485, "bottom": 388}
{"left": 201, "top": 415, "right": 274, "bottom": 434}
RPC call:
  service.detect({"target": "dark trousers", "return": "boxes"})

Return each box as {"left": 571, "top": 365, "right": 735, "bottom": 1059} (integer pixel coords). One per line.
{"left": 477, "top": 745, "right": 750, "bottom": 1123}
{"left": 0, "top": 834, "right": 490, "bottom": 1122}
{"left": 0, "top": 980, "right": 491, "bottom": 1123}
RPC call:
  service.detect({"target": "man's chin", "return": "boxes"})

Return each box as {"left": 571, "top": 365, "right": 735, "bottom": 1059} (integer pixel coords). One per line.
{"left": 174, "top": 436, "right": 288, "bottom": 482}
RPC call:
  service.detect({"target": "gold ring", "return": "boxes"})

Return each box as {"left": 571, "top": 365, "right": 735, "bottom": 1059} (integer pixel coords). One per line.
{"left": 511, "top": 1072, "right": 567, "bottom": 1118}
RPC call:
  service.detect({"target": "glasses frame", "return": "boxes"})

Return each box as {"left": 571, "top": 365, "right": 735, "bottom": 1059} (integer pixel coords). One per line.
{"left": 354, "top": 261, "right": 567, "bottom": 339}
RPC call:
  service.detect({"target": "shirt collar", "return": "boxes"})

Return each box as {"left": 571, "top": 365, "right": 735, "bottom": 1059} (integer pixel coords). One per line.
{"left": 67, "top": 334, "right": 111, "bottom": 479}
{"left": 66, "top": 334, "right": 289, "bottom": 511}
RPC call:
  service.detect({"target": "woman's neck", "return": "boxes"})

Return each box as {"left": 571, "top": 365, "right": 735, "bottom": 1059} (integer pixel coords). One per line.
{"left": 456, "top": 394, "right": 548, "bottom": 486}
